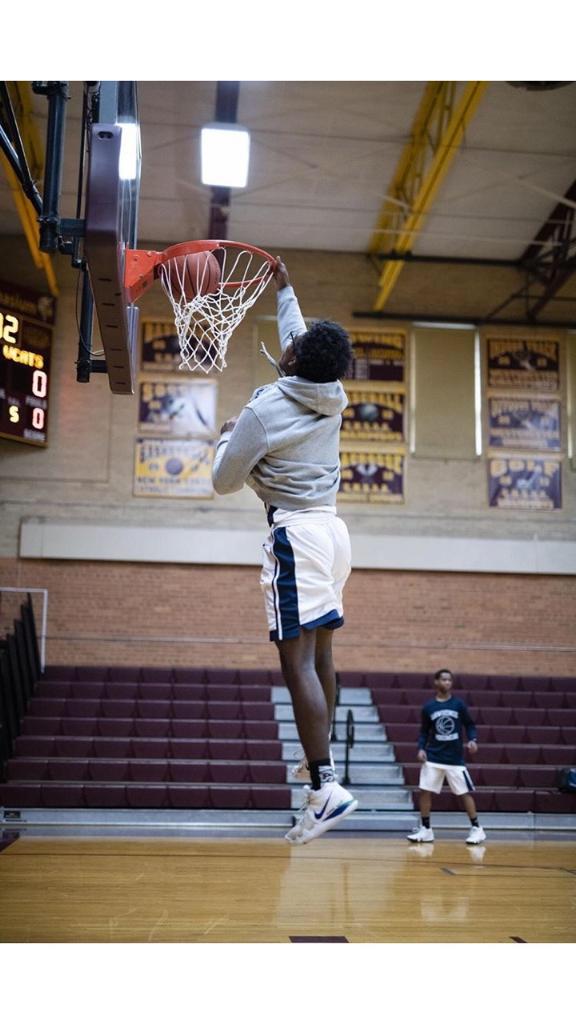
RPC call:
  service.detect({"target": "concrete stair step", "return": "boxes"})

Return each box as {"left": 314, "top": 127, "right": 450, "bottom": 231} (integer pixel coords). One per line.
{"left": 279, "top": 722, "right": 387, "bottom": 742}
{"left": 290, "top": 788, "right": 413, "bottom": 810}
{"left": 281, "top": 741, "right": 394, "bottom": 762}
{"left": 275, "top": 705, "right": 380, "bottom": 723}
{"left": 272, "top": 686, "right": 373, "bottom": 705}
{"left": 285, "top": 763, "right": 403, "bottom": 785}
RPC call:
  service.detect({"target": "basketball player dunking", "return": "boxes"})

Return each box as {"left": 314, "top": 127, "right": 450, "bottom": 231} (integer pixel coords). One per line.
{"left": 212, "top": 258, "right": 357, "bottom": 844}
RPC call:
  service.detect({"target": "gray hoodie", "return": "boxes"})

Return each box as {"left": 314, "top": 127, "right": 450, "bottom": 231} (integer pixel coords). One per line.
{"left": 212, "top": 285, "right": 348, "bottom": 510}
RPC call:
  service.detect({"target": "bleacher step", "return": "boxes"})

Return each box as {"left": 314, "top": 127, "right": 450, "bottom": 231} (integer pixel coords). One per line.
{"left": 0, "top": 806, "right": 419, "bottom": 831}
{"left": 279, "top": 722, "right": 387, "bottom": 742}
{"left": 4, "top": 806, "right": 574, "bottom": 832}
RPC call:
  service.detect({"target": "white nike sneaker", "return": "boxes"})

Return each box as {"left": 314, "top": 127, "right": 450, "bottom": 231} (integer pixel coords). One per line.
{"left": 466, "top": 825, "right": 486, "bottom": 845}
{"left": 290, "top": 749, "right": 336, "bottom": 784}
{"left": 407, "top": 825, "right": 435, "bottom": 843}
{"left": 284, "top": 782, "right": 358, "bottom": 845}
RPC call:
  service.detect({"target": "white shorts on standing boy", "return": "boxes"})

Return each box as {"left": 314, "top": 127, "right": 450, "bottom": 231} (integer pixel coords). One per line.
{"left": 419, "top": 761, "right": 476, "bottom": 796}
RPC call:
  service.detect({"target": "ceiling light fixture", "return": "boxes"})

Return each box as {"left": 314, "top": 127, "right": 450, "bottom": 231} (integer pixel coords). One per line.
{"left": 201, "top": 123, "right": 250, "bottom": 188}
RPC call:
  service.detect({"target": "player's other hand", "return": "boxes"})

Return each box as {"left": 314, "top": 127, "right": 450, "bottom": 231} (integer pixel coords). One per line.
{"left": 273, "top": 257, "right": 290, "bottom": 290}
{"left": 467, "top": 741, "right": 478, "bottom": 755}
{"left": 417, "top": 750, "right": 427, "bottom": 763}
{"left": 220, "top": 417, "right": 238, "bottom": 434}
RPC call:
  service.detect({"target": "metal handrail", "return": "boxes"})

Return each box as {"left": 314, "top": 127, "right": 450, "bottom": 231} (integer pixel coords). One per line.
{"left": 330, "top": 675, "right": 341, "bottom": 742}
{"left": 342, "top": 708, "right": 355, "bottom": 786}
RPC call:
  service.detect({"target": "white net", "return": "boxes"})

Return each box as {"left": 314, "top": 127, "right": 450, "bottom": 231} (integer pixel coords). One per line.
{"left": 158, "top": 245, "right": 275, "bottom": 373}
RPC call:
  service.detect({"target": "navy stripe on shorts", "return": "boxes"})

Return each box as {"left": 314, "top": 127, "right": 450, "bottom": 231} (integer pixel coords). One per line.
{"left": 271, "top": 527, "right": 300, "bottom": 640}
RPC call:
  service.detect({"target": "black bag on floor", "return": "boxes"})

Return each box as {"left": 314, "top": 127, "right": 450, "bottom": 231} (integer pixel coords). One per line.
{"left": 557, "top": 768, "right": 576, "bottom": 793}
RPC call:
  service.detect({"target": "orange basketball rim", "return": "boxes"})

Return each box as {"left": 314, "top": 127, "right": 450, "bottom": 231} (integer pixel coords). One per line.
{"left": 124, "top": 239, "right": 278, "bottom": 374}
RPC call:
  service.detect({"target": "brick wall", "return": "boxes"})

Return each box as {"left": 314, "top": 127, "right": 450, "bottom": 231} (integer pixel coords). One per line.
{"left": 1, "top": 557, "right": 575, "bottom": 676}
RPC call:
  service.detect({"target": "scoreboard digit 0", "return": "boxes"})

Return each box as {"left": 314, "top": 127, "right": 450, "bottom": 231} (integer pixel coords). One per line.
{"left": 0, "top": 281, "right": 55, "bottom": 447}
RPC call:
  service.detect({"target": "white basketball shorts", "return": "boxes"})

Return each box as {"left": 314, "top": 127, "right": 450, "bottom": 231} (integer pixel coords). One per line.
{"left": 419, "top": 761, "right": 476, "bottom": 796}
{"left": 260, "top": 506, "right": 351, "bottom": 642}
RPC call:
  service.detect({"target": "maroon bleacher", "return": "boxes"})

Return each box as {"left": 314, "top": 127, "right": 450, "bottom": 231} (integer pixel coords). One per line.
{"left": 2, "top": 665, "right": 575, "bottom": 816}
{"left": 0, "top": 666, "right": 290, "bottom": 811}
{"left": 374, "top": 672, "right": 576, "bottom": 815}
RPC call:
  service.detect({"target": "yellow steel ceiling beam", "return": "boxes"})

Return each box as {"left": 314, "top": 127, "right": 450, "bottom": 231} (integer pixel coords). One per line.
{"left": 0, "top": 82, "right": 59, "bottom": 297}
{"left": 369, "top": 81, "right": 487, "bottom": 311}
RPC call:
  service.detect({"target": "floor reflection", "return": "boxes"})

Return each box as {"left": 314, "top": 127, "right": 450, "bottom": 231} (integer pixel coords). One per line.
{"left": 0, "top": 835, "right": 574, "bottom": 942}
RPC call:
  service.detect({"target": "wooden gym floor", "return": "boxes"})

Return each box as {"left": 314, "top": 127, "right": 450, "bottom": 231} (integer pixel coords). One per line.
{"left": 0, "top": 833, "right": 574, "bottom": 943}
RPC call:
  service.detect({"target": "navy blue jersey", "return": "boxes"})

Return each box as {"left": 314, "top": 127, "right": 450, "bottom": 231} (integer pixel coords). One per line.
{"left": 418, "top": 696, "right": 477, "bottom": 766}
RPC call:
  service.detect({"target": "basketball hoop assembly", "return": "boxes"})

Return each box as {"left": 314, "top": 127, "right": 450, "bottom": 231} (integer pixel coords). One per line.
{"left": 125, "top": 240, "right": 276, "bottom": 373}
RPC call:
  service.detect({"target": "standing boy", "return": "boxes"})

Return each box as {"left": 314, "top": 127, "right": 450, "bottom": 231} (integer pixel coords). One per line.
{"left": 407, "top": 669, "right": 487, "bottom": 845}
{"left": 212, "top": 258, "right": 357, "bottom": 844}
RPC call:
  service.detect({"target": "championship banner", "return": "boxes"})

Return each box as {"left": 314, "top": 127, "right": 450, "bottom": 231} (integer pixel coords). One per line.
{"left": 341, "top": 388, "right": 405, "bottom": 443}
{"left": 487, "top": 337, "right": 559, "bottom": 392}
{"left": 138, "top": 379, "right": 217, "bottom": 438}
{"left": 347, "top": 329, "right": 405, "bottom": 383}
{"left": 339, "top": 450, "right": 405, "bottom": 503}
{"left": 134, "top": 438, "right": 214, "bottom": 498}
{"left": 141, "top": 318, "right": 181, "bottom": 372}
{"left": 488, "top": 397, "right": 561, "bottom": 451}
{"left": 488, "top": 456, "right": 562, "bottom": 510}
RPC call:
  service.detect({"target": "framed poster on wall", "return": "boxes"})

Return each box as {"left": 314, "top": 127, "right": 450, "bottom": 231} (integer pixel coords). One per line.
{"left": 138, "top": 379, "right": 217, "bottom": 438}
{"left": 339, "top": 450, "right": 405, "bottom": 503}
{"left": 341, "top": 387, "right": 405, "bottom": 443}
{"left": 488, "top": 456, "right": 562, "bottom": 510}
{"left": 347, "top": 329, "right": 406, "bottom": 383}
{"left": 487, "top": 337, "right": 560, "bottom": 392}
{"left": 141, "top": 318, "right": 182, "bottom": 372}
{"left": 134, "top": 438, "right": 214, "bottom": 498}
{"left": 487, "top": 397, "right": 561, "bottom": 452}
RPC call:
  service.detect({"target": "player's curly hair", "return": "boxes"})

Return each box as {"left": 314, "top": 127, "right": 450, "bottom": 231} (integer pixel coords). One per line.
{"left": 293, "top": 320, "right": 353, "bottom": 383}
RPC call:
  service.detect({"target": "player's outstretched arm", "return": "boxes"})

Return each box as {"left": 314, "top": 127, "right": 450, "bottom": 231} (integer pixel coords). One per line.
{"left": 274, "top": 256, "right": 307, "bottom": 353}
{"left": 212, "top": 407, "right": 268, "bottom": 495}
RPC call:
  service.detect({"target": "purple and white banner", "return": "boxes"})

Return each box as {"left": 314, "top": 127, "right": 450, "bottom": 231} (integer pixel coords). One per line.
{"left": 141, "top": 318, "right": 182, "bottom": 372}
{"left": 488, "top": 397, "right": 561, "bottom": 451}
{"left": 488, "top": 456, "right": 562, "bottom": 510}
{"left": 342, "top": 388, "right": 405, "bottom": 443}
{"left": 138, "top": 379, "right": 216, "bottom": 438}
{"left": 487, "top": 337, "right": 559, "bottom": 392}
{"left": 339, "top": 450, "right": 405, "bottom": 503}
{"left": 348, "top": 330, "right": 405, "bottom": 383}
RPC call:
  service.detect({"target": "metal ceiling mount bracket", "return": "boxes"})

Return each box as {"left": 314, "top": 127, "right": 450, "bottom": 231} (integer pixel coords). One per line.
{"left": 368, "top": 81, "right": 488, "bottom": 312}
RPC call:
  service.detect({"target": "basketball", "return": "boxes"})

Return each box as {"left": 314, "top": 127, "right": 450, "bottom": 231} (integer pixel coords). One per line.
{"left": 167, "top": 251, "right": 221, "bottom": 301}
{"left": 358, "top": 402, "right": 380, "bottom": 422}
{"left": 165, "top": 457, "right": 184, "bottom": 475}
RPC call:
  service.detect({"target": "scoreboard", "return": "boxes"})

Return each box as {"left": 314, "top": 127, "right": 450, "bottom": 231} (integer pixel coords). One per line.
{"left": 0, "top": 280, "right": 55, "bottom": 447}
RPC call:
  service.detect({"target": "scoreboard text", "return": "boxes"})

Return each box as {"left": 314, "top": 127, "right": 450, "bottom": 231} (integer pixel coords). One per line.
{"left": 0, "top": 281, "right": 55, "bottom": 446}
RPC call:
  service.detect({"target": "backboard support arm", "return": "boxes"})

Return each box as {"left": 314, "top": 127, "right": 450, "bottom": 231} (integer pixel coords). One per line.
{"left": 27, "top": 81, "right": 140, "bottom": 394}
